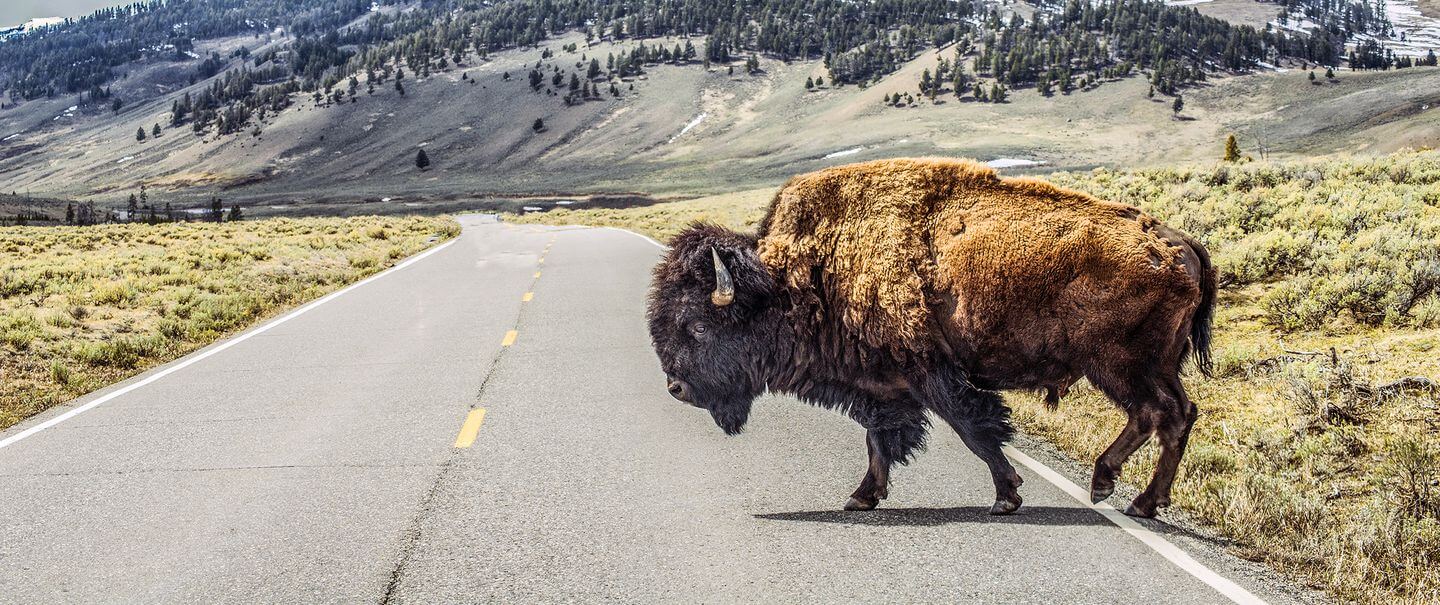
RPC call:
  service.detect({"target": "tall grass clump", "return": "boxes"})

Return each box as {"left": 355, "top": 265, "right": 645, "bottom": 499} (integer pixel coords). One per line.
{"left": 0, "top": 215, "right": 458, "bottom": 430}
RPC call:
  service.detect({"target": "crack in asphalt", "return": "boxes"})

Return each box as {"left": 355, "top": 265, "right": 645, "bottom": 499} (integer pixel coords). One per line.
{"left": 380, "top": 234, "right": 547, "bottom": 604}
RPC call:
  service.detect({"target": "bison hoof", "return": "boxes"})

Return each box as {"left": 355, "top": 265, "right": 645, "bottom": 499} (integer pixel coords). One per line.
{"left": 990, "top": 495, "right": 1022, "bottom": 516}
{"left": 844, "top": 496, "right": 878, "bottom": 511}
{"left": 1090, "top": 485, "right": 1114, "bottom": 504}
{"left": 1123, "top": 501, "right": 1157, "bottom": 518}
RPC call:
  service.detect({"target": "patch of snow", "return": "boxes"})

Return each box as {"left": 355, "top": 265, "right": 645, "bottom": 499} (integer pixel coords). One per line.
{"left": 403, "top": 202, "right": 423, "bottom": 207}
{"left": 669, "top": 112, "right": 708, "bottom": 142}
{"left": 2, "top": 134, "right": 18, "bottom": 141}
{"left": 1382, "top": 0, "right": 1440, "bottom": 57}
{"left": 824, "top": 147, "right": 865, "bottom": 159}
{"left": 184, "top": 50, "right": 201, "bottom": 59}
{"left": 268, "top": 205, "right": 291, "bottom": 209}
{"left": 986, "top": 158, "right": 1046, "bottom": 169}
{"left": 381, "top": 197, "right": 393, "bottom": 202}
{"left": 116, "top": 155, "right": 135, "bottom": 163}
{"left": 522, "top": 206, "right": 544, "bottom": 212}
{"left": 1166, "top": 0, "right": 1212, "bottom": 5}
{"left": 555, "top": 200, "right": 576, "bottom": 206}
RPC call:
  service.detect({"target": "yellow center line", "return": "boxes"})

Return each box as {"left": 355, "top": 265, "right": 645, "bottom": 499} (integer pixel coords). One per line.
{"left": 453, "top": 408, "right": 487, "bottom": 448}
{"left": 538, "top": 258, "right": 545, "bottom": 265}
{"left": 522, "top": 292, "right": 534, "bottom": 302}
{"left": 534, "top": 271, "right": 542, "bottom": 278}
{"left": 501, "top": 330, "right": 517, "bottom": 347}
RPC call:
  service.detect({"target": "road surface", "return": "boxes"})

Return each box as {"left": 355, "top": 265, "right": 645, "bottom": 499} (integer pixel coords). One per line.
{"left": 0, "top": 215, "right": 1314, "bottom": 604}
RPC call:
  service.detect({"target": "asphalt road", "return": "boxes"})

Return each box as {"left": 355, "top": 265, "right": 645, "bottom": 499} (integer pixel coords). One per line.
{"left": 0, "top": 215, "right": 1315, "bottom": 604}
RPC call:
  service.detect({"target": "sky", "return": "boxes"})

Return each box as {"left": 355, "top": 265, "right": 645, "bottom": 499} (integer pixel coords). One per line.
{"left": 1, "top": 0, "right": 126, "bottom": 28}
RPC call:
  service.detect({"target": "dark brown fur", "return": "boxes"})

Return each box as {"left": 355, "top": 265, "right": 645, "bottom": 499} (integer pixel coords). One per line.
{"left": 648, "top": 158, "right": 1216, "bottom": 517}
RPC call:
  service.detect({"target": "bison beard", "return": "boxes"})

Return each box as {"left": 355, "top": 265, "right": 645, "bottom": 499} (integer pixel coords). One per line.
{"left": 647, "top": 158, "right": 1216, "bottom": 518}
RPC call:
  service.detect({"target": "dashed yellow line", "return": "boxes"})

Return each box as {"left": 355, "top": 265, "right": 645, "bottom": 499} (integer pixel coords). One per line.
{"left": 534, "top": 271, "right": 542, "bottom": 278}
{"left": 537, "top": 258, "right": 545, "bottom": 265}
{"left": 453, "top": 408, "right": 487, "bottom": 448}
{"left": 501, "top": 330, "right": 517, "bottom": 346}
{"left": 522, "top": 292, "right": 534, "bottom": 302}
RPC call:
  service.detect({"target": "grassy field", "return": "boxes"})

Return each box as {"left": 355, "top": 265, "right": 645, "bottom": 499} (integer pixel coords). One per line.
{"left": 510, "top": 150, "right": 1440, "bottom": 604}
{"left": 0, "top": 215, "right": 460, "bottom": 430}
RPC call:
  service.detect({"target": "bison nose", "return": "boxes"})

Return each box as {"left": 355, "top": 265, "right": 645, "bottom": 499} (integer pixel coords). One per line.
{"left": 666, "top": 378, "right": 693, "bottom": 403}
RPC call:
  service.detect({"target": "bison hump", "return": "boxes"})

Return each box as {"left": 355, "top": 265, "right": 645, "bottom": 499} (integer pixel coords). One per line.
{"left": 757, "top": 159, "right": 985, "bottom": 355}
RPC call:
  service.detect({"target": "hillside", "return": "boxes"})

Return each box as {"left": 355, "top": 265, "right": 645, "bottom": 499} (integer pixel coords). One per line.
{"left": 2, "top": 33, "right": 1439, "bottom": 212}
{"left": 0, "top": 0, "right": 1435, "bottom": 213}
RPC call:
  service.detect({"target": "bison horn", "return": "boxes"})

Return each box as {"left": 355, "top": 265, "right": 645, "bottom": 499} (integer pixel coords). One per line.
{"left": 711, "top": 247, "right": 735, "bottom": 306}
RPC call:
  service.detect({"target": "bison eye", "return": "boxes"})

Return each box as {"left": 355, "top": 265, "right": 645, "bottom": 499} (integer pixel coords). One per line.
{"left": 690, "top": 322, "right": 709, "bottom": 337}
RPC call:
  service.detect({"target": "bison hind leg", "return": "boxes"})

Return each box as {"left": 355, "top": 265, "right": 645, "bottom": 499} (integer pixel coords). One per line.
{"left": 1086, "top": 366, "right": 1197, "bottom": 518}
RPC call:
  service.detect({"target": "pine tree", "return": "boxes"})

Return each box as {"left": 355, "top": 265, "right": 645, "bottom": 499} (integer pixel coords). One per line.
{"left": 152, "top": 123, "right": 161, "bottom": 138}
{"left": 136, "top": 127, "right": 146, "bottom": 142}
{"left": 229, "top": 204, "right": 243, "bottom": 221}
{"left": 805, "top": 77, "right": 814, "bottom": 89}
{"left": 1223, "top": 134, "right": 1241, "bottom": 162}
{"left": 126, "top": 194, "right": 138, "bottom": 222}
{"left": 65, "top": 202, "right": 74, "bottom": 225}
{"left": 1308, "top": 70, "right": 1316, "bottom": 82}
{"left": 1172, "top": 95, "right": 1184, "bottom": 116}
{"left": 815, "top": 76, "right": 824, "bottom": 87}
{"left": 416, "top": 149, "right": 430, "bottom": 170}
{"left": 210, "top": 198, "right": 224, "bottom": 223}
{"left": 1326, "top": 67, "right": 1336, "bottom": 78}
{"left": 532, "top": 117, "right": 545, "bottom": 132}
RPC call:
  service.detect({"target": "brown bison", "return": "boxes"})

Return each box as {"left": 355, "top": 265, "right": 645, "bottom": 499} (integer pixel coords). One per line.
{"left": 647, "top": 158, "right": 1215, "bottom": 518}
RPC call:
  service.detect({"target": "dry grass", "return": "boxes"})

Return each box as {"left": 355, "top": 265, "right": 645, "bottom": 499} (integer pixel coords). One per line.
{"left": 0, "top": 215, "right": 460, "bottom": 430}
{"left": 512, "top": 150, "right": 1440, "bottom": 603}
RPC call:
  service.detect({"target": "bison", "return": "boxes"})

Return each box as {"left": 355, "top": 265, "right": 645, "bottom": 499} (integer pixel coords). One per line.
{"left": 646, "top": 158, "right": 1216, "bottom": 518}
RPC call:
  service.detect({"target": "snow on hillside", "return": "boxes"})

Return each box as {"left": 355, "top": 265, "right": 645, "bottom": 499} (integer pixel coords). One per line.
{"left": 0, "top": 16, "right": 66, "bottom": 39}
{"left": 1385, "top": 0, "right": 1440, "bottom": 56}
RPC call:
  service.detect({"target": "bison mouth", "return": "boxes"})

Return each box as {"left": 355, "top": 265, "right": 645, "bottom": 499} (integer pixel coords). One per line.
{"left": 666, "top": 375, "right": 753, "bottom": 435}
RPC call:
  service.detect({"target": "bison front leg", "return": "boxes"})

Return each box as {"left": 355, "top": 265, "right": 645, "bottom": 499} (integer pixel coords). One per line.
{"left": 844, "top": 409, "right": 929, "bottom": 511}
{"left": 914, "top": 371, "right": 1024, "bottom": 515}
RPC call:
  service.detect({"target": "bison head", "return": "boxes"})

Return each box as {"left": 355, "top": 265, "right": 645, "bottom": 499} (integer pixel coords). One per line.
{"left": 647, "top": 224, "right": 784, "bottom": 435}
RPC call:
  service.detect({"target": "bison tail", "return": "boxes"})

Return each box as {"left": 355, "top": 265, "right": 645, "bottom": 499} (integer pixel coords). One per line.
{"left": 1186, "top": 236, "right": 1217, "bottom": 378}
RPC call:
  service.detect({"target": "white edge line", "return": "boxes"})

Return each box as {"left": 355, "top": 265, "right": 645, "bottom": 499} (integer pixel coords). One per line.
{"left": 1003, "top": 445, "right": 1267, "bottom": 605}
{"left": 544, "top": 224, "right": 1266, "bottom": 604}
{"left": 0, "top": 238, "right": 459, "bottom": 451}
{"left": 602, "top": 226, "right": 668, "bottom": 250}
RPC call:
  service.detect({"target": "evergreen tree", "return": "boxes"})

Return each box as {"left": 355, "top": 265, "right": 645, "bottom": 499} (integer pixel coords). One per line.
{"left": 416, "top": 149, "right": 430, "bottom": 170}
{"left": 805, "top": 77, "right": 814, "bottom": 89}
{"left": 229, "top": 204, "right": 243, "bottom": 221}
{"left": 1172, "top": 95, "right": 1184, "bottom": 116}
{"left": 210, "top": 197, "right": 224, "bottom": 223}
{"left": 532, "top": 117, "right": 545, "bottom": 132}
{"left": 1223, "top": 134, "right": 1241, "bottom": 162}
{"left": 65, "top": 202, "right": 74, "bottom": 225}
{"left": 152, "top": 123, "right": 161, "bottom": 137}
{"left": 126, "top": 194, "right": 138, "bottom": 222}
{"left": 136, "top": 127, "right": 146, "bottom": 142}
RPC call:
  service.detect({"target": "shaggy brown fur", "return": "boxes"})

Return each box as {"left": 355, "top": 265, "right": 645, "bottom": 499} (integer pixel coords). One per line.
{"left": 758, "top": 158, "right": 1200, "bottom": 372}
